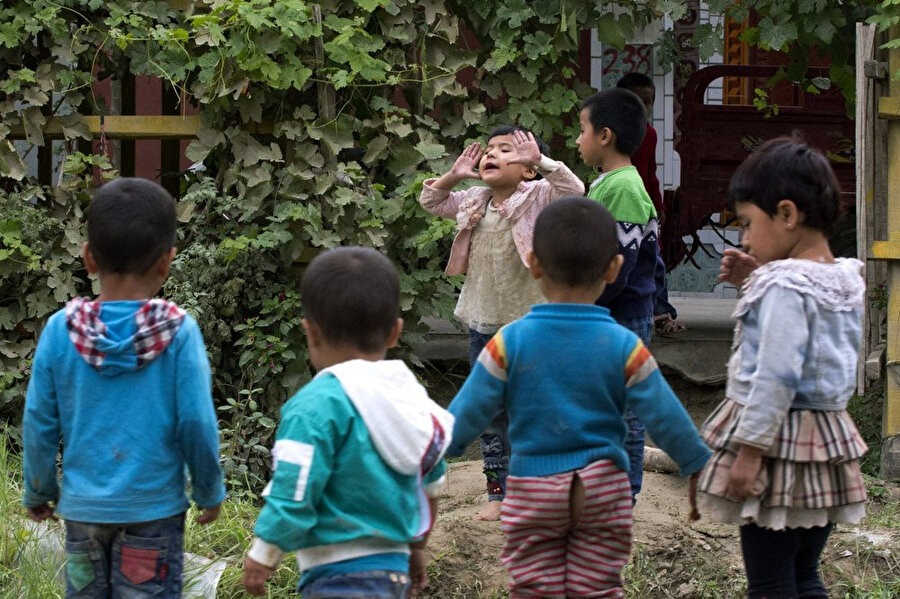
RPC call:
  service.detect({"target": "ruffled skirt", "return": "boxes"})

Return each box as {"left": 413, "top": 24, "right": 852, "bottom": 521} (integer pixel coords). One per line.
{"left": 697, "top": 399, "right": 868, "bottom": 530}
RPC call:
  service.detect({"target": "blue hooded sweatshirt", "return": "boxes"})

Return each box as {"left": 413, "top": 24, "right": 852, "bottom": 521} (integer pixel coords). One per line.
{"left": 23, "top": 299, "right": 225, "bottom": 523}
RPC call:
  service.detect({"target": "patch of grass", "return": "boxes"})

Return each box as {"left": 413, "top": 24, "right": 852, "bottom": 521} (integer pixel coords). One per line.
{"left": 0, "top": 425, "right": 65, "bottom": 598}
{"left": 625, "top": 541, "right": 745, "bottom": 598}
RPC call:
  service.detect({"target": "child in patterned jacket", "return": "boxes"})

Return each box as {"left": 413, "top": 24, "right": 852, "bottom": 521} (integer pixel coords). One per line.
{"left": 447, "top": 198, "right": 709, "bottom": 598}
{"left": 420, "top": 125, "right": 584, "bottom": 520}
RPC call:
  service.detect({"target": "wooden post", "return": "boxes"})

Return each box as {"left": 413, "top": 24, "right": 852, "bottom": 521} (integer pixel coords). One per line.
{"left": 856, "top": 23, "right": 876, "bottom": 394}
{"left": 879, "top": 24, "right": 900, "bottom": 480}
{"left": 160, "top": 85, "right": 181, "bottom": 197}
{"left": 120, "top": 73, "right": 136, "bottom": 177}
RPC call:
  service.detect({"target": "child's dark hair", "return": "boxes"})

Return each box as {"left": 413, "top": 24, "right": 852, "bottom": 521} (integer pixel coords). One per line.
{"left": 532, "top": 197, "right": 618, "bottom": 287}
{"left": 487, "top": 125, "right": 550, "bottom": 179}
{"left": 729, "top": 137, "right": 841, "bottom": 234}
{"left": 581, "top": 88, "right": 647, "bottom": 156}
{"left": 87, "top": 177, "right": 177, "bottom": 275}
{"left": 301, "top": 247, "right": 400, "bottom": 352}
{"left": 616, "top": 72, "right": 654, "bottom": 92}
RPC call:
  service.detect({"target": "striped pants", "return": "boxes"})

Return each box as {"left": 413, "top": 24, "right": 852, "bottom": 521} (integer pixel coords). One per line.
{"left": 500, "top": 460, "right": 633, "bottom": 598}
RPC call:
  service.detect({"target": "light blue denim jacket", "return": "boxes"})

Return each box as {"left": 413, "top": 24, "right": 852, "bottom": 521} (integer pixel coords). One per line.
{"left": 726, "top": 258, "right": 865, "bottom": 450}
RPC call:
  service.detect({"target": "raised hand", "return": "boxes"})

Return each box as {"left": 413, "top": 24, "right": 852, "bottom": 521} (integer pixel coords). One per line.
{"left": 718, "top": 248, "right": 758, "bottom": 287}
{"left": 449, "top": 142, "right": 483, "bottom": 180}
{"left": 508, "top": 130, "right": 542, "bottom": 167}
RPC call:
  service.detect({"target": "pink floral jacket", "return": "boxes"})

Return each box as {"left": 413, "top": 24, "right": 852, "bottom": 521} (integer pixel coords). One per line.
{"left": 419, "top": 159, "right": 585, "bottom": 275}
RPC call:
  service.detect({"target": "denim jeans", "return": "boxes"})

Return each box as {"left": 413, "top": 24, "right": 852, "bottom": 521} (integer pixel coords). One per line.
{"left": 740, "top": 523, "right": 833, "bottom": 598}
{"left": 64, "top": 513, "right": 185, "bottom": 598}
{"left": 469, "top": 328, "right": 509, "bottom": 501}
{"left": 300, "top": 570, "right": 411, "bottom": 599}
{"left": 618, "top": 316, "right": 653, "bottom": 504}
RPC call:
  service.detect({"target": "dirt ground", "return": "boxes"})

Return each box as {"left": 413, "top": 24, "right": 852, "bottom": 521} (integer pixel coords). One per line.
{"left": 420, "top": 369, "right": 900, "bottom": 598}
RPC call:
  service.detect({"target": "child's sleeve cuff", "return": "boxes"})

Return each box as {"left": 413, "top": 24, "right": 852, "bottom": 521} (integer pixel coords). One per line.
{"left": 248, "top": 537, "right": 285, "bottom": 569}
{"left": 534, "top": 155, "right": 561, "bottom": 174}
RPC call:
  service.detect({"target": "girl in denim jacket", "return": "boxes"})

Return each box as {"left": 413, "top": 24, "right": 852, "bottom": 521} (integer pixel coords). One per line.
{"left": 695, "top": 138, "right": 867, "bottom": 598}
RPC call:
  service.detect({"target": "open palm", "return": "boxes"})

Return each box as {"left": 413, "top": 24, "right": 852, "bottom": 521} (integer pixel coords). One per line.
{"left": 451, "top": 142, "right": 483, "bottom": 180}
{"left": 508, "top": 130, "right": 541, "bottom": 166}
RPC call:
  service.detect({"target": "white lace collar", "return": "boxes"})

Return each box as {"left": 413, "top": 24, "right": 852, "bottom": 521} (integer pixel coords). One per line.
{"left": 733, "top": 258, "right": 865, "bottom": 319}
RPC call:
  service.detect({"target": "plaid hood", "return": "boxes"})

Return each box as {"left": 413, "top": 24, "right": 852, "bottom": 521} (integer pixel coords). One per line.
{"left": 64, "top": 297, "right": 186, "bottom": 376}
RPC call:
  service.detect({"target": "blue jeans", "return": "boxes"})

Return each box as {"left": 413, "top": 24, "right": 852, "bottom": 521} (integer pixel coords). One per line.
{"left": 740, "top": 523, "right": 833, "bottom": 598}
{"left": 300, "top": 570, "right": 411, "bottom": 598}
{"left": 618, "top": 316, "right": 653, "bottom": 504}
{"left": 469, "top": 328, "right": 509, "bottom": 501}
{"left": 64, "top": 513, "right": 185, "bottom": 598}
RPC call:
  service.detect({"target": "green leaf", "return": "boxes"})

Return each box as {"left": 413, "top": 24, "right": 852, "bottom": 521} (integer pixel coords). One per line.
{"left": 757, "top": 18, "right": 798, "bottom": 51}
{"left": 595, "top": 13, "right": 628, "bottom": 49}
{"left": 414, "top": 141, "right": 446, "bottom": 160}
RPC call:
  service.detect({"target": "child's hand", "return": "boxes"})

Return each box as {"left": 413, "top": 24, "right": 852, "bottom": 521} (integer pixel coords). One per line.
{"left": 718, "top": 248, "right": 758, "bottom": 287}
{"left": 507, "top": 130, "right": 542, "bottom": 168}
{"left": 242, "top": 556, "right": 273, "bottom": 596}
{"left": 195, "top": 504, "right": 221, "bottom": 525}
{"left": 409, "top": 547, "right": 428, "bottom": 595}
{"left": 26, "top": 503, "right": 57, "bottom": 523}
{"left": 726, "top": 445, "right": 764, "bottom": 500}
{"left": 449, "top": 142, "right": 483, "bottom": 181}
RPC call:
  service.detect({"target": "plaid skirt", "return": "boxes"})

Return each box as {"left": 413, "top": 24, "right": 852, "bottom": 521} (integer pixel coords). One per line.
{"left": 697, "top": 399, "right": 868, "bottom": 530}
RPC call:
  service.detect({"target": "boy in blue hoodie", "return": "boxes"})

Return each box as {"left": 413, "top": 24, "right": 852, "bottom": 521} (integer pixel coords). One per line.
{"left": 22, "top": 178, "right": 225, "bottom": 598}
{"left": 242, "top": 247, "right": 454, "bottom": 598}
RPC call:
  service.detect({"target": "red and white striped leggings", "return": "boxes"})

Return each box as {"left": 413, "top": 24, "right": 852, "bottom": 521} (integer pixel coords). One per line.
{"left": 500, "top": 460, "right": 633, "bottom": 598}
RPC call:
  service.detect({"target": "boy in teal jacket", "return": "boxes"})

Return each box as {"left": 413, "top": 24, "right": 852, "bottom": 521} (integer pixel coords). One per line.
{"left": 23, "top": 178, "right": 225, "bottom": 598}
{"left": 242, "top": 247, "right": 454, "bottom": 598}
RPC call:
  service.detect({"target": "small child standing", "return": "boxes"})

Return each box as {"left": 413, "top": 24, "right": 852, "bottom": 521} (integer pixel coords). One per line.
{"left": 242, "top": 247, "right": 454, "bottom": 598}
{"left": 420, "top": 125, "right": 584, "bottom": 520}
{"left": 22, "top": 178, "right": 225, "bottom": 598}
{"left": 697, "top": 138, "right": 868, "bottom": 598}
{"left": 577, "top": 87, "right": 666, "bottom": 502}
{"left": 447, "top": 197, "right": 710, "bottom": 597}
{"left": 616, "top": 72, "right": 684, "bottom": 335}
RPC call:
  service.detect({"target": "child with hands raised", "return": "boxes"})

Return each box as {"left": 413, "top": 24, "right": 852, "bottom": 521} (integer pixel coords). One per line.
{"left": 696, "top": 137, "right": 868, "bottom": 598}
{"left": 420, "top": 125, "right": 584, "bottom": 520}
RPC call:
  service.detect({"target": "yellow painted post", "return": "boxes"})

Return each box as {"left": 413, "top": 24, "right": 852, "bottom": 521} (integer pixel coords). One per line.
{"left": 881, "top": 25, "right": 900, "bottom": 479}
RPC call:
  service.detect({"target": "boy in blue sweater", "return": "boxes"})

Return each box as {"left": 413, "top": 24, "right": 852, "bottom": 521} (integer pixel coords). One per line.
{"left": 242, "top": 247, "right": 455, "bottom": 598}
{"left": 447, "top": 198, "right": 709, "bottom": 597}
{"left": 577, "top": 87, "right": 668, "bottom": 503}
{"left": 23, "top": 178, "right": 225, "bottom": 598}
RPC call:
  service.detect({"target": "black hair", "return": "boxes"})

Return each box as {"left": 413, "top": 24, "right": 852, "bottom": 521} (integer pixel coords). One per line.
{"left": 87, "top": 177, "right": 177, "bottom": 275}
{"left": 486, "top": 124, "right": 550, "bottom": 180}
{"left": 728, "top": 136, "right": 841, "bottom": 234}
{"left": 580, "top": 88, "right": 647, "bottom": 156}
{"left": 301, "top": 246, "right": 400, "bottom": 352}
{"left": 616, "top": 72, "right": 654, "bottom": 92}
{"left": 532, "top": 197, "right": 618, "bottom": 287}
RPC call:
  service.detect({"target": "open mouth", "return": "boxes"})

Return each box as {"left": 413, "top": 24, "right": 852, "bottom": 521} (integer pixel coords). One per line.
{"left": 482, "top": 163, "right": 499, "bottom": 171}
